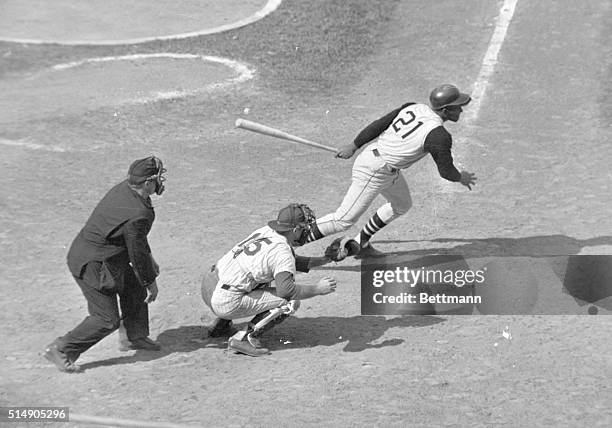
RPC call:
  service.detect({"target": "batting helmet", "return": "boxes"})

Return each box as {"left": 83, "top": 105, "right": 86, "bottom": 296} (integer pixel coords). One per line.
{"left": 429, "top": 84, "right": 471, "bottom": 110}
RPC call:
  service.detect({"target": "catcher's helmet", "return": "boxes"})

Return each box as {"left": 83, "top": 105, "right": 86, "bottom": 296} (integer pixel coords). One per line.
{"left": 268, "top": 203, "right": 315, "bottom": 232}
{"left": 429, "top": 84, "right": 471, "bottom": 110}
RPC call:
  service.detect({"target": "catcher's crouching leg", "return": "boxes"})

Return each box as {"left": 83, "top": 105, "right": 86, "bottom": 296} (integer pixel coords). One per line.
{"left": 228, "top": 302, "right": 297, "bottom": 357}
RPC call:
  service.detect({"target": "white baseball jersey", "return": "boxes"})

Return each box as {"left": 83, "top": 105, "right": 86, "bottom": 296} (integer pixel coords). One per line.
{"left": 375, "top": 103, "right": 443, "bottom": 170}
{"left": 216, "top": 225, "right": 296, "bottom": 293}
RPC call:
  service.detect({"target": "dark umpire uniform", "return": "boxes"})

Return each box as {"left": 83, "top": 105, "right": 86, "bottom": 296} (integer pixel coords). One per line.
{"left": 44, "top": 156, "right": 166, "bottom": 373}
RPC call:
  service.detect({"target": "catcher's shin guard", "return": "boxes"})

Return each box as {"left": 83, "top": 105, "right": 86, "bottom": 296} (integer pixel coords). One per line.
{"left": 248, "top": 307, "right": 290, "bottom": 338}
{"left": 232, "top": 304, "right": 294, "bottom": 347}
{"left": 228, "top": 307, "right": 290, "bottom": 355}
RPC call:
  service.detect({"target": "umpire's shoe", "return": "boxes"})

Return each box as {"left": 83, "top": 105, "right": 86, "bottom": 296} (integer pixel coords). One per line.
{"left": 228, "top": 336, "right": 270, "bottom": 357}
{"left": 120, "top": 337, "right": 162, "bottom": 351}
{"left": 44, "top": 341, "right": 82, "bottom": 373}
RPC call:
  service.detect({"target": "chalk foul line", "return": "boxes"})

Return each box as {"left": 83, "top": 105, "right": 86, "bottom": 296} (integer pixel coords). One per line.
{"left": 465, "top": 0, "right": 519, "bottom": 125}
{"left": 439, "top": 0, "right": 518, "bottom": 193}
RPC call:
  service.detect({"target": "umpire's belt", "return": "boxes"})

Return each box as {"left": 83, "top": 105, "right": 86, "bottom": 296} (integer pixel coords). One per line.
{"left": 372, "top": 148, "right": 399, "bottom": 173}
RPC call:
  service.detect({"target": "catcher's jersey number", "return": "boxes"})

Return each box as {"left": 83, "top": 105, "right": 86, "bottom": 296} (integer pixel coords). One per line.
{"left": 392, "top": 111, "right": 423, "bottom": 138}
{"left": 233, "top": 233, "right": 271, "bottom": 257}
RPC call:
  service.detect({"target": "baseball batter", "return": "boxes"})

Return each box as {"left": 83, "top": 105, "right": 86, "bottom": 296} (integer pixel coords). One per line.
{"left": 201, "top": 203, "right": 337, "bottom": 357}
{"left": 312, "top": 84, "right": 478, "bottom": 260}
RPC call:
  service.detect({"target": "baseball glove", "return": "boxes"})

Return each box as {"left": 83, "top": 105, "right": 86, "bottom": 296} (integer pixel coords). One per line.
{"left": 325, "top": 237, "right": 348, "bottom": 262}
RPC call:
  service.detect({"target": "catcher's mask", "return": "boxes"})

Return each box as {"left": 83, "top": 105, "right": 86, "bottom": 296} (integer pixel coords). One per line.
{"left": 128, "top": 156, "right": 167, "bottom": 195}
{"left": 147, "top": 156, "right": 167, "bottom": 196}
{"left": 268, "top": 203, "right": 316, "bottom": 246}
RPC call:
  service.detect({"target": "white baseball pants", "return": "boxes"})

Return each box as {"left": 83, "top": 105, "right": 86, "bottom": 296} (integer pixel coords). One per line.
{"left": 201, "top": 267, "right": 288, "bottom": 319}
{"left": 315, "top": 147, "right": 413, "bottom": 236}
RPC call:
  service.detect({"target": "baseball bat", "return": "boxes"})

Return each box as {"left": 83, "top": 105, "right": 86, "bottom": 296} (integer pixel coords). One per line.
{"left": 235, "top": 118, "right": 337, "bottom": 153}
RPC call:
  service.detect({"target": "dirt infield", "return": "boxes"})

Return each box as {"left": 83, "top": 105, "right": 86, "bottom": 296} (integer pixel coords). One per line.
{"left": 1, "top": 0, "right": 611, "bottom": 427}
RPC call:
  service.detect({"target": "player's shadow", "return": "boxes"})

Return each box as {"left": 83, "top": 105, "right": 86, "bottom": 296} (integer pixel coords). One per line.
{"left": 380, "top": 234, "right": 612, "bottom": 257}
{"left": 316, "top": 234, "right": 612, "bottom": 272}
{"left": 384, "top": 235, "right": 612, "bottom": 310}
{"left": 80, "top": 315, "right": 444, "bottom": 369}
{"left": 315, "top": 234, "right": 612, "bottom": 312}
{"left": 261, "top": 315, "right": 444, "bottom": 352}
{"left": 79, "top": 325, "right": 213, "bottom": 371}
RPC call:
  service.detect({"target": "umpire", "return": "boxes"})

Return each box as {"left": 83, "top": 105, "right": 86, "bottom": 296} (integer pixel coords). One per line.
{"left": 44, "top": 156, "right": 167, "bottom": 373}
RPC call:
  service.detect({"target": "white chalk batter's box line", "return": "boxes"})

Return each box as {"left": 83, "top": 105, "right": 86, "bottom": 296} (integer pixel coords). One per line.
{"left": 52, "top": 53, "right": 256, "bottom": 103}
{"left": 1, "top": 53, "right": 255, "bottom": 153}
{"left": 53, "top": 53, "right": 254, "bottom": 82}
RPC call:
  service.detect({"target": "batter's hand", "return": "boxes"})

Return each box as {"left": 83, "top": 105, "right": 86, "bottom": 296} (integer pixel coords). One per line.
{"left": 335, "top": 143, "right": 358, "bottom": 159}
{"left": 459, "top": 170, "right": 477, "bottom": 190}
{"left": 145, "top": 281, "right": 159, "bottom": 303}
{"left": 316, "top": 277, "right": 337, "bottom": 295}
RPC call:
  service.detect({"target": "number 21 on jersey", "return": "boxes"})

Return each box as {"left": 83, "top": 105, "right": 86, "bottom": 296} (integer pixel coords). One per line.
{"left": 392, "top": 110, "right": 423, "bottom": 139}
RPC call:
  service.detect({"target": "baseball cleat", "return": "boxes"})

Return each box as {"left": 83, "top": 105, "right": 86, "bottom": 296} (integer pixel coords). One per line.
{"left": 43, "top": 341, "right": 82, "bottom": 373}
{"left": 120, "top": 337, "right": 162, "bottom": 351}
{"left": 228, "top": 337, "right": 270, "bottom": 357}
{"left": 246, "top": 333, "right": 263, "bottom": 349}
{"left": 355, "top": 242, "right": 385, "bottom": 259}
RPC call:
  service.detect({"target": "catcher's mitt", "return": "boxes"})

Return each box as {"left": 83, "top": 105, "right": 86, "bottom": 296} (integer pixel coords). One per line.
{"left": 325, "top": 237, "right": 349, "bottom": 262}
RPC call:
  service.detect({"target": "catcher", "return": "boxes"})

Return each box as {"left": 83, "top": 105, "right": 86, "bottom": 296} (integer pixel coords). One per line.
{"left": 201, "top": 203, "right": 338, "bottom": 357}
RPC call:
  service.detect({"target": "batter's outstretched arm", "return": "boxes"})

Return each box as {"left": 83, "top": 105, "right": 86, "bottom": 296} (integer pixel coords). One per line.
{"left": 424, "top": 127, "right": 461, "bottom": 182}
{"left": 424, "top": 127, "right": 478, "bottom": 190}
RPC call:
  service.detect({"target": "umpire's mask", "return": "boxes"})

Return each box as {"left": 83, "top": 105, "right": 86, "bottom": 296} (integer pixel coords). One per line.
{"left": 128, "top": 156, "right": 167, "bottom": 195}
